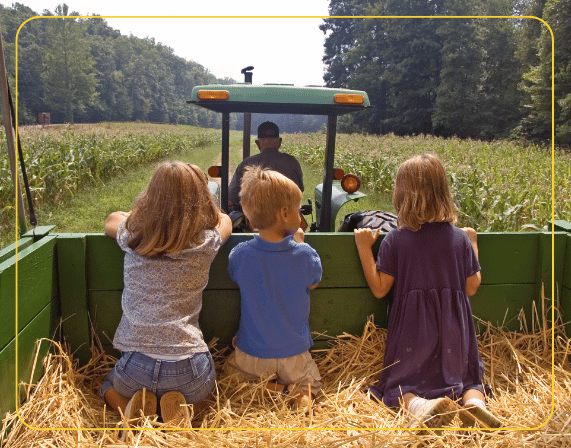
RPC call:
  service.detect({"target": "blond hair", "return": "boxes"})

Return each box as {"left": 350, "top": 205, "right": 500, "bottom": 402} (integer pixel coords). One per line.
{"left": 240, "top": 166, "right": 302, "bottom": 230}
{"left": 125, "top": 161, "right": 220, "bottom": 257}
{"left": 393, "top": 154, "right": 457, "bottom": 231}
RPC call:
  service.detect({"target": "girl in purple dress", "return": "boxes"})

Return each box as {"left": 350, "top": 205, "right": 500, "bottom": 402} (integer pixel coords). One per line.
{"left": 354, "top": 154, "right": 501, "bottom": 428}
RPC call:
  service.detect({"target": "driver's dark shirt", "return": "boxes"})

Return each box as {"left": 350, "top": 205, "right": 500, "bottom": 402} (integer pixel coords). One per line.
{"left": 228, "top": 148, "right": 304, "bottom": 204}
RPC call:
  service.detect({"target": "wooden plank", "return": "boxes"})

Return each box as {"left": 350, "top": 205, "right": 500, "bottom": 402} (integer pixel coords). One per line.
{"left": 206, "top": 235, "right": 252, "bottom": 290}
{"left": 56, "top": 235, "right": 91, "bottom": 364}
{"left": 85, "top": 234, "right": 124, "bottom": 290}
{"left": 563, "top": 235, "right": 571, "bottom": 290}
{"left": 85, "top": 234, "right": 253, "bottom": 291}
{"left": 84, "top": 231, "right": 548, "bottom": 291}
{"left": 562, "top": 286, "right": 571, "bottom": 337}
{"left": 309, "top": 287, "right": 390, "bottom": 338}
{"left": 21, "top": 225, "right": 56, "bottom": 238}
{"left": 0, "top": 237, "right": 33, "bottom": 264}
{"left": 470, "top": 284, "right": 537, "bottom": 331}
{"left": 0, "top": 302, "right": 56, "bottom": 418}
{"left": 0, "top": 235, "right": 57, "bottom": 351}
{"left": 537, "top": 232, "right": 566, "bottom": 303}
{"left": 200, "top": 289, "right": 241, "bottom": 346}
{"left": 88, "top": 288, "right": 241, "bottom": 352}
{"left": 88, "top": 290, "right": 122, "bottom": 345}
{"left": 88, "top": 288, "right": 386, "bottom": 353}
{"left": 476, "top": 233, "right": 539, "bottom": 285}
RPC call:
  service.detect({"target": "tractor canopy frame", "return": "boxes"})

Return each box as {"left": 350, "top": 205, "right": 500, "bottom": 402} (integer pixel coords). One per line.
{"left": 188, "top": 83, "right": 371, "bottom": 232}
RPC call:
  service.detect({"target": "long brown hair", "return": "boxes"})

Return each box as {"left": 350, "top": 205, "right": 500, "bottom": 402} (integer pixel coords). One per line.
{"left": 393, "top": 154, "right": 457, "bottom": 231}
{"left": 124, "top": 161, "right": 220, "bottom": 257}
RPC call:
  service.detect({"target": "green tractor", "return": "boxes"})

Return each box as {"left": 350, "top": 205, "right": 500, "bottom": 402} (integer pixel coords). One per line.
{"left": 188, "top": 81, "right": 380, "bottom": 232}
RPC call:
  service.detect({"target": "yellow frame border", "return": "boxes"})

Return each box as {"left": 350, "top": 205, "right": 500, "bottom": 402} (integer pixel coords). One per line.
{"left": 13, "top": 14, "right": 555, "bottom": 434}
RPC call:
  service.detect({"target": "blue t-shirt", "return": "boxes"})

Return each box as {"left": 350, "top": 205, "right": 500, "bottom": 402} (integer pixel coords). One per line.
{"left": 228, "top": 235, "right": 322, "bottom": 359}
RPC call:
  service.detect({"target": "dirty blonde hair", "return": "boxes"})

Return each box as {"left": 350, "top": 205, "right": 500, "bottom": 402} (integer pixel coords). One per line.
{"left": 393, "top": 154, "right": 457, "bottom": 231}
{"left": 240, "top": 166, "right": 302, "bottom": 230}
{"left": 125, "top": 161, "right": 220, "bottom": 257}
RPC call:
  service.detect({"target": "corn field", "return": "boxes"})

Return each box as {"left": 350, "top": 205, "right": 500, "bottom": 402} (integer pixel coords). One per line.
{"left": 0, "top": 123, "right": 219, "bottom": 227}
{"left": 282, "top": 133, "right": 571, "bottom": 232}
{"left": 1, "top": 125, "right": 570, "bottom": 236}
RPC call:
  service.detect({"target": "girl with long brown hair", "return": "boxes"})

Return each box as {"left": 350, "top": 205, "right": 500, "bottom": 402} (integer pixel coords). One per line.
{"left": 100, "top": 161, "right": 231, "bottom": 430}
{"left": 354, "top": 154, "right": 501, "bottom": 429}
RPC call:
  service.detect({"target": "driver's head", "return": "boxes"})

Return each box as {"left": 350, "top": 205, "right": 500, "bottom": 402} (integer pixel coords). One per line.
{"left": 240, "top": 166, "right": 302, "bottom": 230}
{"left": 255, "top": 121, "right": 282, "bottom": 151}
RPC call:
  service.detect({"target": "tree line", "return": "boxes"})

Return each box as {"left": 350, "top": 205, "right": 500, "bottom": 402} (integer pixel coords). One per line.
{"left": 0, "top": 3, "right": 330, "bottom": 134}
{"left": 0, "top": 3, "right": 236, "bottom": 128}
{"left": 320, "top": 0, "right": 570, "bottom": 145}
{"left": 1, "top": 1, "right": 569, "bottom": 144}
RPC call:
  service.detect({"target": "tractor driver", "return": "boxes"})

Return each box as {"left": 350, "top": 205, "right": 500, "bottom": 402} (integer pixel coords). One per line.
{"left": 228, "top": 121, "right": 304, "bottom": 208}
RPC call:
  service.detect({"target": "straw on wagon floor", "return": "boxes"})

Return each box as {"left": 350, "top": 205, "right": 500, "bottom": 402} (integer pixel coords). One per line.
{"left": 2, "top": 296, "right": 570, "bottom": 447}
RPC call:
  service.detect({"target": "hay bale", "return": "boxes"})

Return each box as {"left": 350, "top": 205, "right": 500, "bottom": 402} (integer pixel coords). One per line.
{"left": 1, "top": 301, "right": 570, "bottom": 447}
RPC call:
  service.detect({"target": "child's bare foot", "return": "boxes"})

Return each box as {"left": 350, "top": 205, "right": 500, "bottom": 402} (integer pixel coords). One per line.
{"left": 293, "top": 389, "right": 312, "bottom": 409}
{"left": 283, "top": 384, "right": 313, "bottom": 413}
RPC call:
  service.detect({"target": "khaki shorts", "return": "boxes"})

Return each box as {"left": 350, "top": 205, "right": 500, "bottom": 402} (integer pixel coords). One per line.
{"left": 224, "top": 342, "right": 322, "bottom": 394}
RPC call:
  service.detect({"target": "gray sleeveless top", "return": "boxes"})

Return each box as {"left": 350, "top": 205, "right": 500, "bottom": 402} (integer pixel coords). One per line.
{"left": 112, "top": 220, "right": 222, "bottom": 356}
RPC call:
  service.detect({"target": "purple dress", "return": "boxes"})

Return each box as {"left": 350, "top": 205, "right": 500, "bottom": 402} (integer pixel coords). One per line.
{"left": 368, "top": 222, "right": 486, "bottom": 407}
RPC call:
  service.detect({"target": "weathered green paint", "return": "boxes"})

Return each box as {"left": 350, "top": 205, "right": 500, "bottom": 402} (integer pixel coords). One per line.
{"left": 200, "top": 289, "right": 241, "bottom": 345}
{"left": 0, "top": 235, "right": 57, "bottom": 351}
{"left": 538, "top": 232, "right": 566, "bottom": 310}
{"left": 562, "top": 287, "right": 571, "bottom": 336}
{"left": 56, "top": 235, "right": 91, "bottom": 364}
{"left": 309, "top": 288, "right": 390, "bottom": 340}
{"left": 470, "top": 284, "right": 537, "bottom": 331}
{"left": 79, "top": 232, "right": 564, "bottom": 350}
{"left": 0, "top": 302, "right": 56, "bottom": 418}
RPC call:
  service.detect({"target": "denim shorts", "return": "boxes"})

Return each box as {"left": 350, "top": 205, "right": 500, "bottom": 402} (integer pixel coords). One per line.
{"left": 99, "top": 351, "right": 216, "bottom": 404}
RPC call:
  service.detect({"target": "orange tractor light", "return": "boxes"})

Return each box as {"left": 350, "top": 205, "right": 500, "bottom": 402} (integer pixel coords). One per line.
{"left": 208, "top": 166, "right": 221, "bottom": 177}
{"left": 334, "top": 94, "right": 365, "bottom": 105}
{"left": 198, "top": 90, "right": 229, "bottom": 100}
{"left": 341, "top": 173, "right": 361, "bottom": 194}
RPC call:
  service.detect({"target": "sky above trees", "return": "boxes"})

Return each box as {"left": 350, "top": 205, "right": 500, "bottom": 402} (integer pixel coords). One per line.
{"left": 8, "top": 0, "right": 330, "bottom": 86}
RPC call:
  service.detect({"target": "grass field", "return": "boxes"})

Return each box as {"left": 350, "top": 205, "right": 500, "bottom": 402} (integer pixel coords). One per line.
{"left": 1, "top": 123, "right": 568, "bottom": 249}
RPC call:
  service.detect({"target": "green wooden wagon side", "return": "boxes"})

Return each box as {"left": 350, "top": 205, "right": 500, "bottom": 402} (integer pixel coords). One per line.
{"left": 1, "top": 226, "right": 568, "bottom": 418}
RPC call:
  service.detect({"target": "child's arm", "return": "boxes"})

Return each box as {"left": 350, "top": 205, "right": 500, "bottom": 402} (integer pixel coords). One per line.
{"left": 104, "top": 211, "right": 130, "bottom": 239}
{"left": 354, "top": 228, "right": 394, "bottom": 299}
{"left": 216, "top": 212, "right": 232, "bottom": 244}
{"left": 462, "top": 227, "right": 482, "bottom": 296}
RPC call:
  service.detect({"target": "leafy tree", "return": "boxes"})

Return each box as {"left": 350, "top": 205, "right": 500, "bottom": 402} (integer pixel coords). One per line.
{"left": 41, "top": 4, "right": 99, "bottom": 123}
{"left": 521, "top": 0, "right": 571, "bottom": 144}
{"left": 476, "top": 3, "right": 525, "bottom": 139}
{"left": 0, "top": 3, "right": 49, "bottom": 123}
